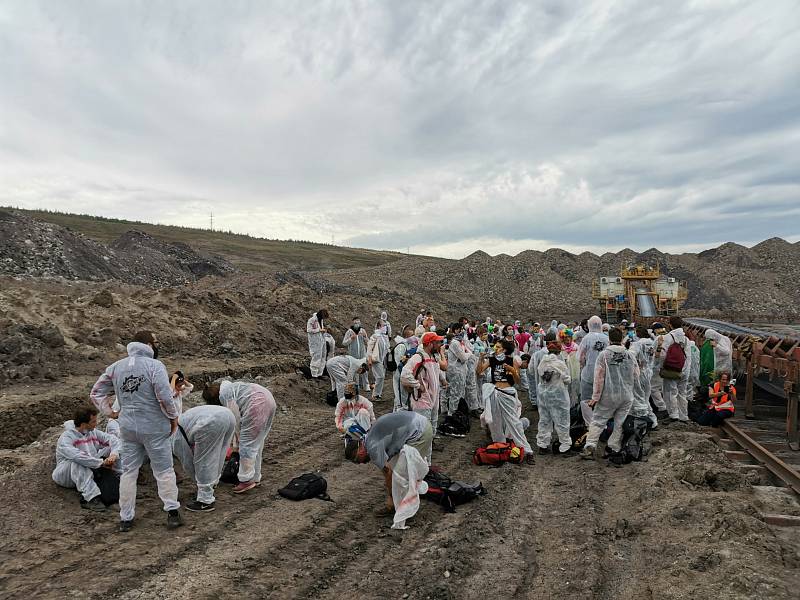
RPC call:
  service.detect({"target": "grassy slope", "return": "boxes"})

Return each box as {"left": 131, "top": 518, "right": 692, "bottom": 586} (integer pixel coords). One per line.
{"left": 15, "top": 209, "right": 404, "bottom": 272}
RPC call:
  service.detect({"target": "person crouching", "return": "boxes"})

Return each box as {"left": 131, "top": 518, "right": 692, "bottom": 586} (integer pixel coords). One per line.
{"left": 336, "top": 382, "right": 376, "bottom": 454}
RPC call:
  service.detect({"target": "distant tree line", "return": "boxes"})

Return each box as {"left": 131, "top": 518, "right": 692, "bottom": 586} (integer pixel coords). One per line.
{"left": 7, "top": 205, "right": 353, "bottom": 249}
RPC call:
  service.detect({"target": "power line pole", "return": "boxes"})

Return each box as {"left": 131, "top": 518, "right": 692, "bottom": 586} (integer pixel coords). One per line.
{"left": 210, "top": 212, "right": 214, "bottom": 231}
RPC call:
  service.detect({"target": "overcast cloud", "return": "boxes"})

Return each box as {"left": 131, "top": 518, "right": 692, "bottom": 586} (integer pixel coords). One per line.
{"left": 1, "top": 1, "right": 798, "bottom": 258}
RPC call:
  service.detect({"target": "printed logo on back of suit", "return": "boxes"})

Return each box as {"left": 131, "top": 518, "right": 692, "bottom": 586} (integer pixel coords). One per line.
{"left": 121, "top": 375, "right": 145, "bottom": 394}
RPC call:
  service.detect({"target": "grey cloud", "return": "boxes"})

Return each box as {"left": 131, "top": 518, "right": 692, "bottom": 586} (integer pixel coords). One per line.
{"left": 0, "top": 0, "right": 798, "bottom": 257}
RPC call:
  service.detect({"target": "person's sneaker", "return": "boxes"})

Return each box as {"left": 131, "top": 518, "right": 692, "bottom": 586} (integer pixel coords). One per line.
{"left": 537, "top": 446, "right": 550, "bottom": 455}
{"left": 166, "top": 509, "right": 184, "bottom": 529}
{"left": 233, "top": 480, "right": 258, "bottom": 494}
{"left": 558, "top": 447, "right": 573, "bottom": 457}
{"left": 580, "top": 446, "right": 596, "bottom": 460}
{"left": 185, "top": 500, "right": 216, "bottom": 512}
{"left": 80, "top": 497, "right": 107, "bottom": 512}
{"left": 119, "top": 519, "right": 134, "bottom": 533}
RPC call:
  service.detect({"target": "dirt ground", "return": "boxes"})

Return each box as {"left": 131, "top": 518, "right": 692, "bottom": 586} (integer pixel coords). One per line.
{"left": 1, "top": 364, "right": 799, "bottom": 600}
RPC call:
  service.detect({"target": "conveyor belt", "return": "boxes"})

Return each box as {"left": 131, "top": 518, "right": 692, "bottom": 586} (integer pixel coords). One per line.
{"left": 684, "top": 318, "right": 799, "bottom": 341}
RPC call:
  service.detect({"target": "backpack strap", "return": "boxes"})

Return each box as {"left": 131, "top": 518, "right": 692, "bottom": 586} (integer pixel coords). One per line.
{"left": 177, "top": 424, "right": 192, "bottom": 453}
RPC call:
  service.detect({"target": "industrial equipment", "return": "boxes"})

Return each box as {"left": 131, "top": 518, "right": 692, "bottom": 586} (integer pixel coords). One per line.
{"left": 591, "top": 264, "right": 687, "bottom": 324}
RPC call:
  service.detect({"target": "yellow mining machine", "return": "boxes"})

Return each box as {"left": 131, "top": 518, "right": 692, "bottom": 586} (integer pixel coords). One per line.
{"left": 591, "top": 264, "right": 688, "bottom": 324}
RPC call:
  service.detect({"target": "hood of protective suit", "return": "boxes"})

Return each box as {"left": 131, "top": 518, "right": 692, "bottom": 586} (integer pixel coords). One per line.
{"left": 704, "top": 329, "right": 722, "bottom": 343}
{"left": 588, "top": 316, "right": 603, "bottom": 333}
{"left": 380, "top": 311, "right": 388, "bottom": 321}
{"left": 63, "top": 420, "right": 77, "bottom": 431}
{"left": 538, "top": 353, "right": 569, "bottom": 378}
{"left": 126, "top": 341, "right": 154, "bottom": 358}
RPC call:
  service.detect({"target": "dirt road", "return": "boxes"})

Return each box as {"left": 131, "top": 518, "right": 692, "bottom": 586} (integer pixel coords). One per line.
{"left": 1, "top": 369, "right": 799, "bottom": 600}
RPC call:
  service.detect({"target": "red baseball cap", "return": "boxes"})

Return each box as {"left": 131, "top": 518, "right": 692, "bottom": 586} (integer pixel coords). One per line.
{"left": 421, "top": 332, "right": 445, "bottom": 345}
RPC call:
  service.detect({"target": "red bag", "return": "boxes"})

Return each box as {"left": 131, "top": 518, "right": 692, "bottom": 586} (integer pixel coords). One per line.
{"left": 472, "top": 442, "right": 525, "bottom": 466}
{"left": 660, "top": 334, "right": 686, "bottom": 379}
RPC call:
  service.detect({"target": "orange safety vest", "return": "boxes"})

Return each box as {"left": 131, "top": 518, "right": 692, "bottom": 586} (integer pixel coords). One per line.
{"left": 711, "top": 381, "right": 735, "bottom": 412}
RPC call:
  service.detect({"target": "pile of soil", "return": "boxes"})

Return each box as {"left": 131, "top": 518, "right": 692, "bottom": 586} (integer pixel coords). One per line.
{"left": 0, "top": 209, "right": 233, "bottom": 286}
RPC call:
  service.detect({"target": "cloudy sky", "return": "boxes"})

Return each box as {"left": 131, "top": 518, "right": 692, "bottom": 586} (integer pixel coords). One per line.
{"left": 1, "top": 1, "right": 798, "bottom": 258}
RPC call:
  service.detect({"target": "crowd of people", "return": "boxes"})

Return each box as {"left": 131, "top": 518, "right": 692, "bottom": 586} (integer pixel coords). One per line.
{"left": 51, "top": 310, "right": 736, "bottom": 531}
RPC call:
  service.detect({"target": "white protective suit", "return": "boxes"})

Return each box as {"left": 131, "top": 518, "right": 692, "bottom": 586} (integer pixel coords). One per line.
{"left": 334, "top": 394, "right": 376, "bottom": 433}
{"left": 53, "top": 420, "right": 121, "bottom": 501}
{"left": 578, "top": 316, "right": 609, "bottom": 426}
{"left": 688, "top": 340, "right": 700, "bottom": 387}
{"left": 536, "top": 354, "right": 572, "bottom": 453}
{"left": 390, "top": 445, "right": 429, "bottom": 530}
{"left": 367, "top": 330, "right": 390, "bottom": 399}
{"left": 445, "top": 335, "right": 470, "bottom": 414}
{"left": 306, "top": 312, "right": 326, "bottom": 378}
{"left": 391, "top": 337, "right": 415, "bottom": 411}
{"left": 326, "top": 355, "right": 368, "bottom": 399}
{"left": 585, "top": 344, "right": 640, "bottom": 453}
{"left": 649, "top": 332, "right": 668, "bottom": 413}
{"left": 90, "top": 342, "right": 180, "bottom": 522}
{"left": 380, "top": 311, "right": 393, "bottom": 338}
{"left": 655, "top": 328, "right": 691, "bottom": 421}
{"left": 173, "top": 405, "right": 236, "bottom": 504}
{"left": 343, "top": 326, "right": 370, "bottom": 390}
{"left": 464, "top": 337, "right": 480, "bottom": 410}
{"left": 629, "top": 338, "right": 658, "bottom": 427}
{"left": 219, "top": 381, "right": 277, "bottom": 483}
{"left": 526, "top": 346, "right": 549, "bottom": 407}
{"left": 703, "top": 329, "right": 733, "bottom": 375}
{"left": 480, "top": 384, "right": 533, "bottom": 453}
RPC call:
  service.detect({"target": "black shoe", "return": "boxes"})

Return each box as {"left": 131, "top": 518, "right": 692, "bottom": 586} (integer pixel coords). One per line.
{"left": 185, "top": 500, "right": 215, "bottom": 513}
{"left": 119, "top": 520, "right": 134, "bottom": 533}
{"left": 167, "top": 509, "right": 184, "bottom": 529}
{"left": 81, "top": 497, "right": 107, "bottom": 512}
{"left": 469, "top": 409, "right": 483, "bottom": 419}
{"left": 537, "top": 446, "right": 550, "bottom": 455}
{"left": 524, "top": 454, "right": 536, "bottom": 465}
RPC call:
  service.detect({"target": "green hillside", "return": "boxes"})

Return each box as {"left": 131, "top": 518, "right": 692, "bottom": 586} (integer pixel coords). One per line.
{"left": 14, "top": 208, "right": 403, "bottom": 273}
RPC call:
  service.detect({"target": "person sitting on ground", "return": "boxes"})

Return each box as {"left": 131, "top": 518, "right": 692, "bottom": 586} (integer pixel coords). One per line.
{"left": 326, "top": 354, "right": 370, "bottom": 400}
{"left": 52, "top": 405, "right": 121, "bottom": 512}
{"left": 476, "top": 339, "right": 535, "bottom": 463}
{"left": 202, "top": 379, "right": 277, "bottom": 494}
{"left": 350, "top": 410, "right": 433, "bottom": 518}
{"left": 536, "top": 334, "right": 573, "bottom": 455}
{"left": 173, "top": 404, "right": 236, "bottom": 512}
{"left": 696, "top": 371, "right": 736, "bottom": 427}
{"left": 170, "top": 370, "right": 193, "bottom": 415}
{"left": 335, "top": 382, "right": 376, "bottom": 436}
{"left": 581, "top": 328, "right": 640, "bottom": 466}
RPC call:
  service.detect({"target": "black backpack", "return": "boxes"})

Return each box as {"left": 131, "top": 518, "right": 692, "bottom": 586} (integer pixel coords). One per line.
{"left": 278, "top": 473, "right": 333, "bottom": 502}
{"left": 92, "top": 468, "right": 120, "bottom": 506}
{"left": 439, "top": 398, "right": 471, "bottom": 437}
{"left": 386, "top": 345, "right": 398, "bottom": 372}
{"left": 325, "top": 389, "right": 338, "bottom": 406}
{"left": 220, "top": 451, "right": 240, "bottom": 484}
{"left": 619, "top": 415, "right": 651, "bottom": 463}
{"left": 422, "top": 468, "right": 484, "bottom": 512}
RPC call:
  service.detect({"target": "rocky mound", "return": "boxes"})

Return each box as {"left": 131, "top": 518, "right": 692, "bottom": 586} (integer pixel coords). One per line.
{"left": 0, "top": 210, "right": 234, "bottom": 286}
{"left": 311, "top": 238, "right": 800, "bottom": 319}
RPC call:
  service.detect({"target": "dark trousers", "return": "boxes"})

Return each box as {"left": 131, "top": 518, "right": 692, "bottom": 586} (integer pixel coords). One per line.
{"left": 696, "top": 409, "right": 733, "bottom": 427}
